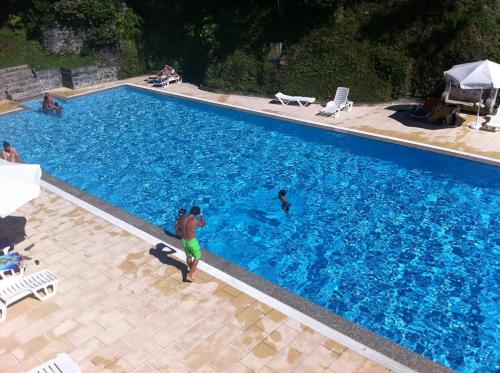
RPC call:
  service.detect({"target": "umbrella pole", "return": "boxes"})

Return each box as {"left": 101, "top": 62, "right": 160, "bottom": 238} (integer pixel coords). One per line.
{"left": 474, "top": 88, "right": 483, "bottom": 128}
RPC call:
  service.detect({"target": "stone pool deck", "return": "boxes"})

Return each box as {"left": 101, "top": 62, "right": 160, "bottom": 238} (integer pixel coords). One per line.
{"left": 0, "top": 189, "right": 389, "bottom": 372}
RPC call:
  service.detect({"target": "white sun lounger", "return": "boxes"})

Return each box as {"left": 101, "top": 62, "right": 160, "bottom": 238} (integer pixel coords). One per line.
{"left": 0, "top": 260, "right": 26, "bottom": 280}
{"left": 275, "top": 92, "right": 316, "bottom": 107}
{"left": 484, "top": 111, "right": 500, "bottom": 131}
{"left": 153, "top": 75, "right": 182, "bottom": 87}
{"left": 28, "top": 353, "right": 80, "bottom": 373}
{"left": 319, "top": 87, "right": 353, "bottom": 117}
{"left": 0, "top": 269, "right": 59, "bottom": 322}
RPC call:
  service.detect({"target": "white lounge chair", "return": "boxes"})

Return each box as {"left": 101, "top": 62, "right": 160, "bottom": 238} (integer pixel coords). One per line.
{"left": 275, "top": 92, "right": 316, "bottom": 107}
{"left": 318, "top": 87, "right": 353, "bottom": 117}
{"left": 484, "top": 111, "right": 500, "bottom": 131}
{"left": 0, "top": 269, "right": 59, "bottom": 322}
{"left": 28, "top": 353, "right": 80, "bottom": 373}
{"left": 0, "top": 258, "right": 26, "bottom": 280}
{"left": 153, "top": 75, "right": 182, "bottom": 87}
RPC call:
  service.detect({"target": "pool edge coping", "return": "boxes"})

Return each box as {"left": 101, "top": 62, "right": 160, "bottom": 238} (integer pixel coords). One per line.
{"left": 40, "top": 173, "right": 453, "bottom": 373}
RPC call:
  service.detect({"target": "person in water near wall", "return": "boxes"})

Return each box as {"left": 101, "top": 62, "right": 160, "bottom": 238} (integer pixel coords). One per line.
{"left": 42, "top": 93, "right": 54, "bottom": 112}
{"left": 54, "top": 102, "right": 63, "bottom": 116}
{"left": 1, "top": 141, "right": 22, "bottom": 163}
{"left": 178, "top": 206, "right": 206, "bottom": 282}
{"left": 278, "top": 189, "right": 291, "bottom": 214}
{"left": 42, "top": 93, "right": 62, "bottom": 115}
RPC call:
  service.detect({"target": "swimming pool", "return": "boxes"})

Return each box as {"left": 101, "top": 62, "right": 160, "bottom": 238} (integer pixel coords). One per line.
{"left": 1, "top": 86, "right": 498, "bottom": 372}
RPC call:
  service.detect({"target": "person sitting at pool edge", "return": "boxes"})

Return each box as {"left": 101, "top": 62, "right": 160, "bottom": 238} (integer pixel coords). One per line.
{"left": 278, "top": 189, "right": 291, "bottom": 214}
{"left": 179, "top": 206, "right": 206, "bottom": 282}
{"left": 1, "top": 141, "right": 21, "bottom": 163}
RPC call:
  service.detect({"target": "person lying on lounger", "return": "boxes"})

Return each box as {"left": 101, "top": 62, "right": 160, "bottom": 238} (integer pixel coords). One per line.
{"left": 156, "top": 64, "right": 176, "bottom": 80}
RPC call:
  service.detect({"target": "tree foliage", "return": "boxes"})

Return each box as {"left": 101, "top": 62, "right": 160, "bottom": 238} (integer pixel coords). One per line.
{"left": 3, "top": 0, "right": 500, "bottom": 99}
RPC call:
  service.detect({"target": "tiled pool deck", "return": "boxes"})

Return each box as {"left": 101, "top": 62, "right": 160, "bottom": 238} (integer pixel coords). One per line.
{"left": 1, "top": 76, "right": 498, "bottom": 372}
{"left": 0, "top": 189, "right": 390, "bottom": 372}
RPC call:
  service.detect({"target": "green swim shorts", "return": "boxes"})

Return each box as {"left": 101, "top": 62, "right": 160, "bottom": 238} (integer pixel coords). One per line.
{"left": 182, "top": 238, "right": 202, "bottom": 260}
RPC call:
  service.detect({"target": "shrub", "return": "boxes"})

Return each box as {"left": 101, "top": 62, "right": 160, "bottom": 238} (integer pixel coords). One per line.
{"left": 205, "top": 50, "right": 262, "bottom": 93}
{"left": 281, "top": 32, "right": 392, "bottom": 103}
{"left": 371, "top": 46, "right": 413, "bottom": 98}
{"left": 116, "top": 39, "right": 143, "bottom": 78}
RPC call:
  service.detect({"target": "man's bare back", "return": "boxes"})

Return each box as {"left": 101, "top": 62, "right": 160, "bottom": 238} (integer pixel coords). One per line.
{"left": 184, "top": 213, "right": 205, "bottom": 240}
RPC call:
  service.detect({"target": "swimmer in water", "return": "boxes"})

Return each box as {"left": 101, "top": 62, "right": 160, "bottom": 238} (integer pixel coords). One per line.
{"left": 54, "top": 102, "right": 62, "bottom": 116}
{"left": 278, "top": 189, "right": 291, "bottom": 214}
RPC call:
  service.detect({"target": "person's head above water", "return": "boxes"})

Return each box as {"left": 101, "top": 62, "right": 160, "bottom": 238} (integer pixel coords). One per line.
{"left": 3, "top": 141, "right": 10, "bottom": 151}
{"left": 190, "top": 206, "right": 201, "bottom": 216}
{"left": 178, "top": 208, "right": 186, "bottom": 216}
{"left": 54, "top": 102, "right": 59, "bottom": 107}
{"left": 278, "top": 189, "right": 286, "bottom": 197}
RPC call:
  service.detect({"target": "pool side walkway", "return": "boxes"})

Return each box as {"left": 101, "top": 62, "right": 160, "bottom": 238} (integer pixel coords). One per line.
{"left": 0, "top": 189, "right": 390, "bottom": 372}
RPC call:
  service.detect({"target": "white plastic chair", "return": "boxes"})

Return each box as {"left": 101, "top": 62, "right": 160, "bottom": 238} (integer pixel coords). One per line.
{"left": 0, "top": 269, "right": 59, "bottom": 322}
{"left": 484, "top": 111, "right": 500, "bottom": 131}
{"left": 28, "top": 353, "right": 80, "bottom": 373}
{"left": 318, "top": 87, "right": 353, "bottom": 117}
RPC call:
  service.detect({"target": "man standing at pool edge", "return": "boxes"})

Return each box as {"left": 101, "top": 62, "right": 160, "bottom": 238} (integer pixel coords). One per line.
{"left": 181, "top": 206, "right": 206, "bottom": 282}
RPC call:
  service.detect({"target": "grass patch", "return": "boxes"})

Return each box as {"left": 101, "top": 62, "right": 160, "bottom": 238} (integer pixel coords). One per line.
{"left": 0, "top": 27, "right": 97, "bottom": 70}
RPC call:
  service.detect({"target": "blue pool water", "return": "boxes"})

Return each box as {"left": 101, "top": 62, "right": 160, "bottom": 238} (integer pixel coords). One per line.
{"left": 1, "top": 86, "right": 498, "bottom": 371}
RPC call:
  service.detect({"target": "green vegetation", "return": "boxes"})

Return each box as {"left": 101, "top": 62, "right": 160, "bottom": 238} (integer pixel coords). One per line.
{"left": 0, "top": 28, "right": 96, "bottom": 70}
{"left": 2, "top": 0, "right": 499, "bottom": 102}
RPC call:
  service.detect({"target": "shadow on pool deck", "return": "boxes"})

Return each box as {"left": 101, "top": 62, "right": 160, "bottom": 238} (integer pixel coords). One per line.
{"left": 149, "top": 243, "right": 189, "bottom": 281}
{"left": 387, "top": 110, "right": 467, "bottom": 131}
{"left": 0, "top": 215, "right": 28, "bottom": 247}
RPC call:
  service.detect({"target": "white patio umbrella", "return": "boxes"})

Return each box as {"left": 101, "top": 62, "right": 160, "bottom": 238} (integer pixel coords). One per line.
{"left": 0, "top": 159, "right": 42, "bottom": 218}
{"left": 444, "top": 59, "right": 500, "bottom": 129}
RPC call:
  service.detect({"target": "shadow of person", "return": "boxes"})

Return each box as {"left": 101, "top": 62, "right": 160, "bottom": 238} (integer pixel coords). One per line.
{"left": 0, "top": 216, "right": 28, "bottom": 248}
{"left": 149, "top": 243, "right": 188, "bottom": 281}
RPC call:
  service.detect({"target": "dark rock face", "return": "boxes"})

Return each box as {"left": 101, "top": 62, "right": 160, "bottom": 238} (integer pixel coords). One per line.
{"left": 41, "top": 26, "right": 86, "bottom": 54}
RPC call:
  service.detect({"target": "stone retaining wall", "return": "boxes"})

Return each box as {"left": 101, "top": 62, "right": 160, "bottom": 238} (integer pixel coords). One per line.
{"left": 61, "top": 65, "right": 118, "bottom": 89}
{"left": 35, "top": 68, "right": 63, "bottom": 91}
{"left": 41, "top": 26, "right": 86, "bottom": 54}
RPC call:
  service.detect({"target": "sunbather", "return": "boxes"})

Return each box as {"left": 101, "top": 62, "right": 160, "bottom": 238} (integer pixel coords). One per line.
{"left": 156, "top": 64, "right": 176, "bottom": 80}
